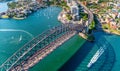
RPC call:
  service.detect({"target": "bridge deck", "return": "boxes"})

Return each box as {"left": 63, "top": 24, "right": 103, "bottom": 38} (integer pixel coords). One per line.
{"left": 10, "top": 31, "right": 76, "bottom": 71}
{"left": 0, "top": 24, "right": 80, "bottom": 71}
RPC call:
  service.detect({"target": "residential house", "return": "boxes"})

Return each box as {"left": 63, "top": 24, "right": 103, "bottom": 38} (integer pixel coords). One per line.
{"left": 110, "top": 21, "right": 118, "bottom": 29}
{"left": 89, "top": 0, "right": 99, "bottom": 4}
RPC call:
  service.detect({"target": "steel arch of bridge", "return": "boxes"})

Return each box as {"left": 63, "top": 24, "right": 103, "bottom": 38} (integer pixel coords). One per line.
{"left": 0, "top": 24, "right": 79, "bottom": 71}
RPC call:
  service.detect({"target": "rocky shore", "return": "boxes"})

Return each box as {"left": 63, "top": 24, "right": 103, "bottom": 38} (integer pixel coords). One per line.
{"left": 0, "top": 1, "right": 46, "bottom": 20}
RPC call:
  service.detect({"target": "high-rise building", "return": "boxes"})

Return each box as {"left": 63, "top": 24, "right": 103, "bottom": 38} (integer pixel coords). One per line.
{"left": 71, "top": 1, "right": 79, "bottom": 15}
{"left": 70, "top": 1, "right": 80, "bottom": 20}
{"left": 71, "top": 6, "right": 79, "bottom": 16}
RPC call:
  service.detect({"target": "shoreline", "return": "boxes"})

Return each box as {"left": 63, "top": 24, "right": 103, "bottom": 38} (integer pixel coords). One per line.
{"left": 11, "top": 31, "right": 76, "bottom": 71}
{"left": 99, "top": 22, "right": 120, "bottom": 36}
{"left": 103, "top": 29, "right": 120, "bottom": 36}
{"left": 0, "top": 1, "right": 44, "bottom": 20}
{"left": 0, "top": 1, "right": 88, "bottom": 71}
{"left": 13, "top": 16, "right": 26, "bottom": 20}
{"left": 57, "top": 1, "right": 94, "bottom": 41}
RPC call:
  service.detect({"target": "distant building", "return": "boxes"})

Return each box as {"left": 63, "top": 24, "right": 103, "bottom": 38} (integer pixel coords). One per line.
{"left": 110, "top": 21, "right": 118, "bottom": 29}
{"left": 71, "top": 1, "right": 79, "bottom": 15}
{"left": 90, "top": 0, "right": 99, "bottom": 4}
{"left": 66, "top": 0, "right": 72, "bottom": 6}
{"left": 82, "top": 1, "right": 87, "bottom": 6}
{"left": 70, "top": 1, "right": 80, "bottom": 20}
{"left": 36, "top": 0, "right": 42, "bottom": 3}
{"left": 71, "top": 5, "right": 79, "bottom": 16}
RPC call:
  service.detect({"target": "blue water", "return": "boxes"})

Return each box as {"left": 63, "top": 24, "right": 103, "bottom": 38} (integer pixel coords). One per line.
{"left": 0, "top": 2, "right": 120, "bottom": 71}
{"left": 104, "top": 34, "right": 120, "bottom": 70}
{"left": 60, "top": 32, "right": 120, "bottom": 71}
{"left": 0, "top": 5, "right": 62, "bottom": 65}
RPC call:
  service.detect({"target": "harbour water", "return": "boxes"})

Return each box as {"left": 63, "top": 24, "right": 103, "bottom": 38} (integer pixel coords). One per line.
{"left": 104, "top": 33, "right": 120, "bottom": 71}
{"left": 0, "top": 4, "right": 85, "bottom": 71}
{"left": 0, "top": 2, "right": 120, "bottom": 71}
{"left": 0, "top": 5, "right": 63, "bottom": 65}
{"left": 60, "top": 32, "right": 120, "bottom": 71}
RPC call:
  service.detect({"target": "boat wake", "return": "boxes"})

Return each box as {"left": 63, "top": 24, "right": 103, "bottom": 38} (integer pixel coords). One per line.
{"left": 0, "top": 29, "right": 34, "bottom": 38}
{"left": 19, "top": 35, "right": 22, "bottom": 42}
{"left": 87, "top": 45, "right": 107, "bottom": 68}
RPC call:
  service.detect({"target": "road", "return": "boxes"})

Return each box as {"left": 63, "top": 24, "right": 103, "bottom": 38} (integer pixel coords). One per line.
{"left": 10, "top": 31, "right": 76, "bottom": 71}
{"left": 78, "top": 1, "right": 94, "bottom": 27}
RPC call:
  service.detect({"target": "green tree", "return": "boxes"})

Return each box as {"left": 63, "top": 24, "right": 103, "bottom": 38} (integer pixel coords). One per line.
{"left": 7, "top": 2, "right": 17, "bottom": 9}
{"left": 89, "top": 21, "right": 95, "bottom": 30}
{"left": 66, "top": 14, "right": 72, "bottom": 20}
{"left": 83, "top": 15, "right": 88, "bottom": 21}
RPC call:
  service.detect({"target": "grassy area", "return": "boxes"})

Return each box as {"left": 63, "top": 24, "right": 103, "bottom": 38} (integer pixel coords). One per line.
{"left": 83, "top": 14, "right": 88, "bottom": 21}
{"left": 50, "top": 0, "right": 69, "bottom": 9}
{"left": 1, "top": 15, "right": 9, "bottom": 19}
{"left": 66, "top": 14, "right": 72, "bottom": 20}
{"left": 80, "top": 12, "right": 88, "bottom": 21}
{"left": 102, "top": 24, "right": 109, "bottom": 30}
{"left": 80, "top": 12, "right": 88, "bottom": 17}
{"left": 110, "top": 29, "right": 120, "bottom": 35}
{"left": 7, "top": 2, "right": 17, "bottom": 9}
{"left": 89, "top": 20, "right": 96, "bottom": 30}
{"left": 102, "top": 24, "right": 120, "bottom": 35}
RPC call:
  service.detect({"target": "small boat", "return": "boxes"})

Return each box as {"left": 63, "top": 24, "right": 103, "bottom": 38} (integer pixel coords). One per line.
{"left": 19, "top": 35, "right": 22, "bottom": 41}
{"left": 87, "top": 46, "right": 106, "bottom": 68}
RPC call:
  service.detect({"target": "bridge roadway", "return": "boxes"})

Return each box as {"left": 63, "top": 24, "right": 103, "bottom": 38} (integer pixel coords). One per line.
{"left": 77, "top": 1, "right": 94, "bottom": 31}
{"left": 0, "top": 1, "right": 93, "bottom": 70}
{"left": 0, "top": 24, "right": 81, "bottom": 71}
{"left": 10, "top": 31, "right": 76, "bottom": 71}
